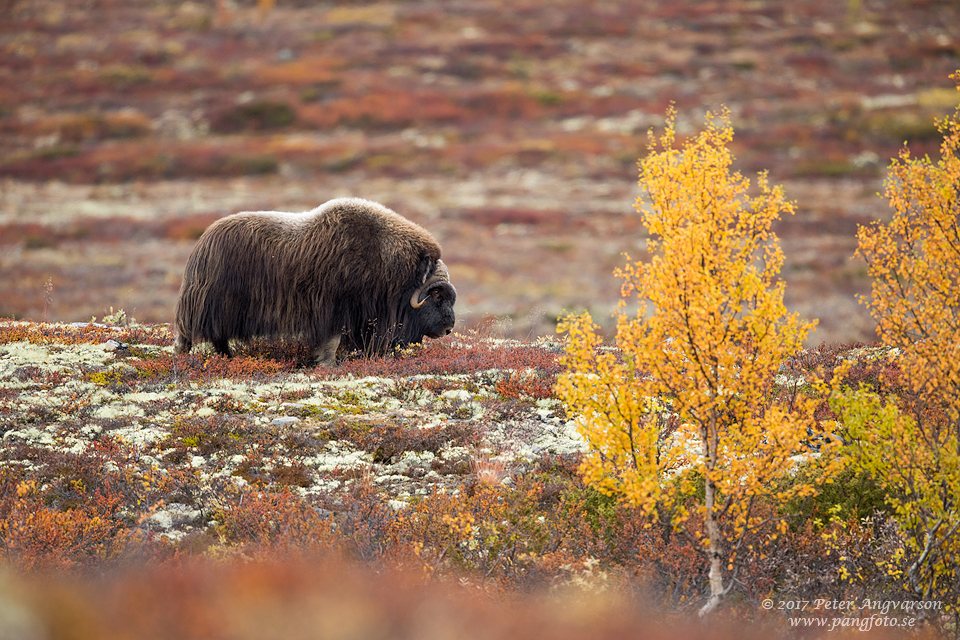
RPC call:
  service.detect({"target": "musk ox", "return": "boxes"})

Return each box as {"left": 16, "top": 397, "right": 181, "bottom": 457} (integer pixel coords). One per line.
{"left": 173, "top": 197, "right": 456, "bottom": 366}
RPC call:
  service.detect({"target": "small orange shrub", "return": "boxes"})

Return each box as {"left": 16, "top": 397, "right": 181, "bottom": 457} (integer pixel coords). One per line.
{"left": 0, "top": 471, "right": 139, "bottom": 572}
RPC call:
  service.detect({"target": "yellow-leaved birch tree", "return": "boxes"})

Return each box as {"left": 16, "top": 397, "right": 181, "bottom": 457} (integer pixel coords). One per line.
{"left": 836, "top": 71, "right": 960, "bottom": 610}
{"left": 556, "top": 107, "right": 839, "bottom": 617}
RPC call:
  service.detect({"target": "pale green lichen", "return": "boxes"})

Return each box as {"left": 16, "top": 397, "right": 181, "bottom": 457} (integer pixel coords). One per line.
{"left": 1, "top": 323, "right": 582, "bottom": 543}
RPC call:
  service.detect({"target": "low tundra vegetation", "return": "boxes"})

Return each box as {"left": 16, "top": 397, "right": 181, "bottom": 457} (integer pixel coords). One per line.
{"left": 1, "top": 317, "right": 958, "bottom": 634}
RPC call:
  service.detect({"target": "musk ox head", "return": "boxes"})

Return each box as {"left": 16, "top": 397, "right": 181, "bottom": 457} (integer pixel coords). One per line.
{"left": 403, "top": 258, "right": 457, "bottom": 342}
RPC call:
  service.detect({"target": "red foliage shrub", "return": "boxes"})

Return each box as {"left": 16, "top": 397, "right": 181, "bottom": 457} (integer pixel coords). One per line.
{"left": 0, "top": 214, "right": 224, "bottom": 250}
{"left": 495, "top": 370, "right": 556, "bottom": 400}
{"left": 388, "top": 479, "right": 558, "bottom": 587}
{"left": 546, "top": 5, "right": 636, "bottom": 38}
{"left": 128, "top": 351, "right": 296, "bottom": 385}
{"left": 211, "top": 485, "right": 334, "bottom": 556}
{"left": 299, "top": 91, "right": 469, "bottom": 131}
{"left": 326, "top": 417, "right": 477, "bottom": 463}
{"left": 327, "top": 332, "right": 562, "bottom": 380}
{"left": 0, "top": 141, "right": 282, "bottom": 183}
{"left": 0, "top": 321, "right": 172, "bottom": 347}
{"left": 459, "top": 207, "right": 586, "bottom": 230}
{"left": 0, "top": 469, "right": 141, "bottom": 572}
{"left": 166, "top": 415, "right": 251, "bottom": 457}
{"left": 772, "top": 343, "right": 904, "bottom": 426}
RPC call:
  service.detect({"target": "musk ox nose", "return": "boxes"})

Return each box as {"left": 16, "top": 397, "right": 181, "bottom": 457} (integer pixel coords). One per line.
{"left": 445, "top": 328, "right": 452, "bottom": 335}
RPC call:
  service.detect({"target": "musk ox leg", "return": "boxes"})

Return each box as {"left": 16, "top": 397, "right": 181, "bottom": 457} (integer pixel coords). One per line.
{"left": 312, "top": 335, "right": 340, "bottom": 367}
{"left": 211, "top": 338, "right": 233, "bottom": 358}
{"left": 173, "top": 334, "right": 192, "bottom": 355}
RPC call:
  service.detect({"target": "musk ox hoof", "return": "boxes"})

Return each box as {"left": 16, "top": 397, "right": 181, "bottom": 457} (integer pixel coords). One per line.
{"left": 312, "top": 336, "right": 341, "bottom": 367}
{"left": 211, "top": 339, "right": 233, "bottom": 358}
{"left": 173, "top": 335, "right": 191, "bottom": 355}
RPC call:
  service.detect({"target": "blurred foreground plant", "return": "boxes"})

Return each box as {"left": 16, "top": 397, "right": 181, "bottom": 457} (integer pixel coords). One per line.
{"left": 834, "top": 71, "right": 960, "bottom": 612}
{"left": 557, "top": 107, "right": 841, "bottom": 616}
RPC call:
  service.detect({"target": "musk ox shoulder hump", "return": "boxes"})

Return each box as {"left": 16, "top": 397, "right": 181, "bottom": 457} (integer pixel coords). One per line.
{"left": 307, "top": 197, "right": 441, "bottom": 265}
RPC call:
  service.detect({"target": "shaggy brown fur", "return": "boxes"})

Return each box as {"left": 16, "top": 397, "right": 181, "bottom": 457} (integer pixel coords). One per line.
{"left": 173, "top": 198, "right": 456, "bottom": 365}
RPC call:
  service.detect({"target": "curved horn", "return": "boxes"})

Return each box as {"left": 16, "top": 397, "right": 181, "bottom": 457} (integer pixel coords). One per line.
{"left": 410, "top": 260, "right": 450, "bottom": 309}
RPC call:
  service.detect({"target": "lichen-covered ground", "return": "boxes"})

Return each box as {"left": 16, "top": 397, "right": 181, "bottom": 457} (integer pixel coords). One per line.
{"left": 0, "top": 320, "right": 581, "bottom": 544}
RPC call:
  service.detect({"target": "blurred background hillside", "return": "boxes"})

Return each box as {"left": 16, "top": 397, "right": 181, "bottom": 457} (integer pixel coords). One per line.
{"left": 1, "top": 0, "right": 958, "bottom": 345}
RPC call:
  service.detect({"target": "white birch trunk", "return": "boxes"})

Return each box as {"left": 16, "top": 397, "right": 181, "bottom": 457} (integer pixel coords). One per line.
{"left": 698, "top": 475, "right": 725, "bottom": 617}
